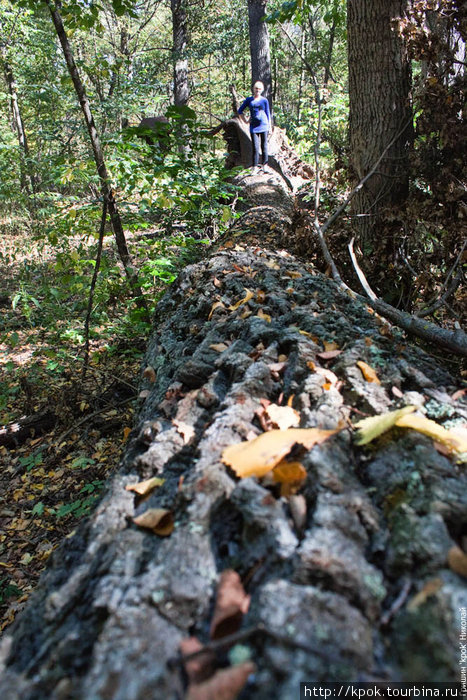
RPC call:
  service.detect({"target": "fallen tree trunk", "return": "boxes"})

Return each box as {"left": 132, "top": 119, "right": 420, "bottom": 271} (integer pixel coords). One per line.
{"left": 0, "top": 173, "right": 466, "bottom": 698}
{"left": 0, "top": 411, "right": 56, "bottom": 448}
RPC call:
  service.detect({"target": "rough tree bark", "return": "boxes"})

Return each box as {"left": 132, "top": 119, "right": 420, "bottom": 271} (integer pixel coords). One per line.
{"left": 347, "top": 0, "right": 413, "bottom": 244}
{"left": 0, "top": 172, "right": 465, "bottom": 698}
{"left": 247, "top": 0, "right": 272, "bottom": 105}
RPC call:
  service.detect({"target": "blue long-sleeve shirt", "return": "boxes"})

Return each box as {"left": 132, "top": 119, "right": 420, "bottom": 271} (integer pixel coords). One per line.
{"left": 238, "top": 96, "right": 271, "bottom": 133}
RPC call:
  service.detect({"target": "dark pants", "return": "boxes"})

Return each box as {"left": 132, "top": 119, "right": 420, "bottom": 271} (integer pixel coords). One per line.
{"left": 251, "top": 131, "right": 268, "bottom": 166}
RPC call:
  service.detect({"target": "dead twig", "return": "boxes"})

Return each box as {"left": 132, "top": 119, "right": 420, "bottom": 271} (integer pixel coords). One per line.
{"left": 348, "top": 237, "right": 377, "bottom": 300}
{"left": 82, "top": 197, "right": 107, "bottom": 379}
{"left": 173, "top": 622, "right": 334, "bottom": 668}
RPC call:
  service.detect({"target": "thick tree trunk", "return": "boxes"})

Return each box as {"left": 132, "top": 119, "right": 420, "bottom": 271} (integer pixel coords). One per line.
{"left": 0, "top": 171, "right": 465, "bottom": 698}
{"left": 247, "top": 0, "right": 272, "bottom": 106}
{"left": 45, "top": 1, "right": 147, "bottom": 317}
{"left": 171, "top": 0, "right": 189, "bottom": 106}
{"left": 347, "top": 0, "right": 413, "bottom": 245}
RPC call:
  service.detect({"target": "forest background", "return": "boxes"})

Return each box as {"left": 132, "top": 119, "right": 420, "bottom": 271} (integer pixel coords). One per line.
{"left": 0, "top": 0, "right": 465, "bottom": 631}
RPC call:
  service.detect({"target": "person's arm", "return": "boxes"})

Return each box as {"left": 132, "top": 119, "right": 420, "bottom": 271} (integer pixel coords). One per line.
{"left": 264, "top": 98, "right": 272, "bottom": 133}
{"left": 237, "top": 97, "right": 250, "bottom": 123}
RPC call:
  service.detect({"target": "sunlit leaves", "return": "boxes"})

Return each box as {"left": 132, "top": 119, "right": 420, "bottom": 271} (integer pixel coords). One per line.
{"left": 222, "top": 427, "right": 338, "bottom": 479}
{"left": 354, "top": 406, "right": 416, "bottom": 445}
{"left": 354, "top": 406, "right": 467, "bottom": 460}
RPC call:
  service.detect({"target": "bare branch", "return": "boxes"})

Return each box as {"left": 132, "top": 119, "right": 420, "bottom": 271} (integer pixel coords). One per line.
{"left": 348, "top": 237, "right": 377, "bottom": 300}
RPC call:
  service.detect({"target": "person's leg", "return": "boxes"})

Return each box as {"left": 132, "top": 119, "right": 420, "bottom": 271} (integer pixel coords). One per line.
{"left": 251, "top": 132, "right": 260, "bottom": 167}
{"left": 260, "top": 131, "right": 268, "bottom": 165}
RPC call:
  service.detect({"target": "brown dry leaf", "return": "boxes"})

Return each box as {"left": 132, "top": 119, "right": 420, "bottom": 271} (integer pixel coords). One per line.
{"left": 395, "top": 414, "right": 467, "bottom": 457}
{"left": 289, "top": 493, "right": 307, "bottom": 532}
{"left": 323, "top": 341, "right": 339, "bottom": 352}
{"left": 143, "top": 366, "right": 157, "bottom": 383}
{"left": 210, "top": 570, "right": 250, "bottom": 640}
{"left": 209, "top": 343, "right": 229, "bottom": 353}
{"left": 256, "top": 308, "right": 271, "bottom": 323}
{"left": 317, "top": 349, "right": 342, "bottom": 360}
{"left": 125, "top": 476, "right": 165, "bottom": 496}
{"left": 229, "top": 289, "right": 254, "bottom": 311}
{"left": 267, "top": 361, "right": 286, "bottom": 379}
{"left": 208, "top": 301, "right": 225, "bottom": 320}
{"left": 265, "top": 403, "right": 300, "bottom": 430}
{"left": 133, "top": 508, "right": 174, "bottom": 536}
{"left": 173, "top": 419, "right": 196, "bottom": 444}
{"left": 314, "top": 366, "right": 339, "bottom": 385}
{"left": 213, "top": 277, "right": 222, "bottom": 288}
{"left": 122, "top": 426, "right": 132, "bottom": 442}
{"left": 186, "top": 662, "right": 256, "bottom": 700}
{"left": 447, "top": 546, "right": 467, "bottom": 577}
{"left": 265, "top": 261, "right": 280, "bottom": 270}
{"left": 255, "top": 290, "right": 266, "bottom": 303}
{"left": 407, "top": 578, "right": 443, "bottom": 611}
{"left": 222, "top": 427, "right": 338, "bottom": 478}
{"left": 354, "top": 405, "right": 416, "bottom": 445}
{"left": 307, "top": 360, "right": 316, "bottom": 371}
{"left": 285, "top": 270, "right": 302, "bottom": 279}
{"left": 357, "top": 360, "right": 381, "bottom": 384}
{"left": 180, "top": 637, "right": 214, "bottom": 684}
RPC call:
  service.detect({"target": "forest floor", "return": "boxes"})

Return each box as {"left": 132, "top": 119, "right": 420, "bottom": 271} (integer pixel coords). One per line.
{"left": 0, "top": 217, "right": 151, "bottom": 632}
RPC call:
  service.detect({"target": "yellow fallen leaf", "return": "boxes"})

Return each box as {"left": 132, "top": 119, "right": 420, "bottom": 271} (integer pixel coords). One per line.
{"left": 208, "top": 301, "right": 226, "bottom": 320}
{"left": 256, "top": 308, "right": 271, "bottom": 323}
{"left": 354, "top": 405, "right": 416, "bottom": 445}
{"left": 126, "top": 476, "right": 165, "bottom": 496}
{"left": 395, "top": 414, "right": 467, "bottom": 456}
{"left": 323, "top": 341, "right": 339, "bottom": 352}
{"left": 447, "top": 546, "right": 467, "bottom": 577}
{"left": 222, "top": 427, "right": 338, "bottom": 478}
{"left": 265, "top": 404, "right": 300, "bottom": 430}
{"left": 357, "top": 360, "right": 381, "bottom": 384}
{"left": 407, "top": 578, "right": 443, "bottom": 611}
{"left": 133, "top": 508, "right": 174, "bottom": 536}
{"left": 229, "top": 289, "right": 254, "bottom": 311}
{"left": 273, "top": 461, "right": 307, "bottom": 484}
{"left": 122, "top": 426, "right": 132, "bottom": 442}
{"left": 285, "top": 270, "right": 302, "bottom": 279}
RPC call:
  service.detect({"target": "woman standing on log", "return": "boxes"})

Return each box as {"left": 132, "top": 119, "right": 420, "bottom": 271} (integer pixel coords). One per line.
{"left": 238, "top": 80, "right": 271, "bottom": 173}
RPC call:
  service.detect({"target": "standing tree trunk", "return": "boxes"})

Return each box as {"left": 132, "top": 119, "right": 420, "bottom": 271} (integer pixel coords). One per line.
{"left": 45, "top": 1, "right": 147, "bottom": 316}
{"left": 2, "top": 56, "right": 36, "bottom": 195}
{"left": 171, "top": 0, "right": 189, "bottom": 106}
{"left": 347, "top": 0, "right": 413, "bottom": 245}
{"left": 247, "top": 0, "right": 272, "bottom": 107}
{"left": 0, "top": 172, "right": 465, "bottom": 698}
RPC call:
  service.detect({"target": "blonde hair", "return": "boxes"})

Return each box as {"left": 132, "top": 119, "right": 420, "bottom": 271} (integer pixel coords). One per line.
{"left": 253, "top": 81, "right": 264, "bottom": 91}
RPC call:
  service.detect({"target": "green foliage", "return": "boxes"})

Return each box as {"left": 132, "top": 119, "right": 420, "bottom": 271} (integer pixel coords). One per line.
{"left": 0, "top": 579, "right": 22, "bottom": 604}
